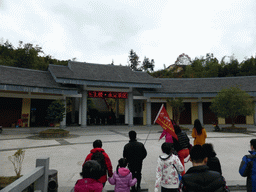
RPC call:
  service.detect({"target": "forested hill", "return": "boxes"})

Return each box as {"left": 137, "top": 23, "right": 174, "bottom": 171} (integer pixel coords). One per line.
{"left": 0, "top": 40, "right": 69, "bottom": 71}
{"left": 1, "top": 40, "right": 256, "bottom": 78}
{"left": 150, "top": 54, "right": 256, "bottom": 78}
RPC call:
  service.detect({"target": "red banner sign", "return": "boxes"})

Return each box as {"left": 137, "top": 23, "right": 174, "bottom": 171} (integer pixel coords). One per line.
{"left": 154, "top": 104, "right": 178, "bottom": 140}
{"left": 88, "top": 91, "right": 128, "bottom": 99}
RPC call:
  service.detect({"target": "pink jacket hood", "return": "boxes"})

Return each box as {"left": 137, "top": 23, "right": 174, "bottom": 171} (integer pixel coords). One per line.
{"left": 118, "top": 167, "right": 130, "bottom": 177}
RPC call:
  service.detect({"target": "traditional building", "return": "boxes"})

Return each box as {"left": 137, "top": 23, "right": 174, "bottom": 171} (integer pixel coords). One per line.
{"left": 0, "top": 61, "right": 256, "bottom": 128}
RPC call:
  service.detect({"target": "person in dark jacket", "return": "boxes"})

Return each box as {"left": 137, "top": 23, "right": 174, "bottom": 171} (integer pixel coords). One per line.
{"left": 173, "top": 125, "right": 190, "bottom": 176}
{"left": 202, "top": 143, "right": 222, "bottom": 175}
{"left": 123, "top": 130, "right": 147, "bottom": 192}
{"left": 181, "top": 145, "right": 227, "bottom": 192}
{"left": 239, "top": 139, "right": 256, "bottom": 192}
{"left": 83, "top": 139, "right": 113, "bottom": 187}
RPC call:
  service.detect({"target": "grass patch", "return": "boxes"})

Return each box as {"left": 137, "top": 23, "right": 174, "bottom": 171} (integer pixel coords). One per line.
{"left": 0, "top": 176, "right": 34, "bottom": 191}
{"left": 39, "top": 129, "right": 69, "bottom": 138}
{"left": 221, "top": 126, "right": 247, "bottom": 133}
{"left": 0, "top": 176, "right": 20, "bottom": 189}
{"left": 0, "top": 176, "right": 20, "bottom": 184}
{"left": 40, "top": 128, "right": 67, "bottom": 133}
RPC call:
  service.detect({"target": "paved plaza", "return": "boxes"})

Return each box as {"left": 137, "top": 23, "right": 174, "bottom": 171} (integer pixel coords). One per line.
{"left": 0, "top": 125, "right": 255, "bottom": 192}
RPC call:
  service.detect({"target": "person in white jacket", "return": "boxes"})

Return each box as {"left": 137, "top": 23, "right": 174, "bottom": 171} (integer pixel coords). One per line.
{"left": 155, "top": 142, "right": 184, "bottom": 192}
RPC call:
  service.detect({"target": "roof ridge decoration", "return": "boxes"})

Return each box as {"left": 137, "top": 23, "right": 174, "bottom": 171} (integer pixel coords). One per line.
{"left": 156, "top": 75, "right": 256, "bottom": 80}
{"left": 0, "top": 64, "right": 49, "bottom": 73}
{"left": 67, "top": 61, "right": 131, "bottom": 71}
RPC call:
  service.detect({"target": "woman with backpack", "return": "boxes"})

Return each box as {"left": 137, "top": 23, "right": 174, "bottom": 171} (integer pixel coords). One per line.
{"left": 155, "top": 142, "right": 184, "bottom": 192}
{"left": 173, "top": 125, "right": 191, "bottom": 176}
{"left": 108, "top": 158, "right": 137, "bottom": 192}
{"left": 192, "top": 119, "right": 207, "bottom": 146}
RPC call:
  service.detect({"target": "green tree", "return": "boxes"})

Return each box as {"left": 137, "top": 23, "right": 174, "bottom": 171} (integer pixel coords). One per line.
{"left": 14, "top": 41, "right": 43, "bottom": 69}
{"left": 0, "top": 39, "right": 69, "bottom": 70}
{"left": 150, "top": 59, "right": 155, "bottom": 71}
{"left": 166, "top": 98, "right": 185, "bottom": 125}
{"left": 183, "top": 65, "right": 194, "bottom": 78}
{"left": 0, "top": 40, "right": 16, "bottom": 66}
{"left": 142, "top": 57, "right": 154, "bottom": 72}
{"left": 204, "top": 53, "right": 219, "bottom": 77}
{"left": 128, "top": 49, "right": 140, "bottom": 71}
{"left": 218, "top": 55, "right": 240, "bottom": 77}
{"left": 46, "top": 99, "right": 66, "bottom": 124}
{"left": 191, "top": 57, "right": 205, "bottom": 78}
{"left": 149, "top": 69, "right": 167, "bottom": 78}
{"left": 184, "top": 53, "right": 219, "bottom": 78}
{"left": 239, "top": 56, "right": 256, "bottom": 76}
{"left": 210, "top": 86, "right": 255, "bottom": 127}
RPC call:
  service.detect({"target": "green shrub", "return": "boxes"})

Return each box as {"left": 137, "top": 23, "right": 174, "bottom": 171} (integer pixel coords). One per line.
{"left": 46, "top": 100, "right": 65, "bottom": 123}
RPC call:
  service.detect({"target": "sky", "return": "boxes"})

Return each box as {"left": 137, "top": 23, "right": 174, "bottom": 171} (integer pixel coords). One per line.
{"left": 1, "top": 0, "right": 256, "bottom": 71}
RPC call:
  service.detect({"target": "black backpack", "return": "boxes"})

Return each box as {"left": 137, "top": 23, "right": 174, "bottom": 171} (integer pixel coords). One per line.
{"left": 91, "top": 151, "right": 107, "bottom": 176}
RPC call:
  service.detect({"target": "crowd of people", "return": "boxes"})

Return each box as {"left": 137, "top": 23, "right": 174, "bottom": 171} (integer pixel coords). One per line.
{"left": 74, "top": 119, "right": 256, "bottom": 192}
{"left": 74, "top": 130, "right": 147, "bottom": 192}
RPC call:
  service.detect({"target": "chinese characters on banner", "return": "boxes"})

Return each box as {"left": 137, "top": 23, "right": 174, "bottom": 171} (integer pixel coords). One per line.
{"left": 154, "top": 104, "right": 178, "bottom": 140}
{"left": 88, "top": 91, "right": 128, "bottom": 99}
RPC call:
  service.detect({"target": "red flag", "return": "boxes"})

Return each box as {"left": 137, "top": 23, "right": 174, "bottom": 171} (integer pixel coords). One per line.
{"left": 154, "top": 104, "right": 178, "bottom": 140}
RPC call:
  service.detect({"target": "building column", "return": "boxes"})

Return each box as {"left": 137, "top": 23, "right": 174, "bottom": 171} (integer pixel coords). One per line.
{"left": 79, "top": 98, "right": 81, "bottom": 125}
{"left": 60, "top": 98, "right": 67, "bottom": 128}
{"left": 146, "top": 99, "right": 151, "bottom": 126}
{"left": 128, "top": 92, "right": 134, "bottom": 126}
{"left": 254, "top": 101, "right": 256, "bottom": 126}
{"left": 21, "top": 98, "right": 31, "bottom": 127}
{"left": 198, "top": 99, "right": 203, "bottom": 125}
{"left": 125, "top": 99, "right": 128, "bottom": 124}
{"left": 71, "top": 97, "right": 76, "bottom": 124}
{"left": 116, "top": 99, "right": 119, "bottom": 119}
{"left": 81, "top": 90, "right": 87, "bottom": 128}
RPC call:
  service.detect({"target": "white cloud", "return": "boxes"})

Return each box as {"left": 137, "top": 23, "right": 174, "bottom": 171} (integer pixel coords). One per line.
{"left": 1, "top": 0, "right": 256, "bottom": 70}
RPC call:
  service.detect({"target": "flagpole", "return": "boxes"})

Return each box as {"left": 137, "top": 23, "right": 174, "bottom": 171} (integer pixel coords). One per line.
{"left": 153, "top": 104, "right": 164, "bottom": 124}
{"left": 144, "top": 128, "right": 151, "bottom": 145}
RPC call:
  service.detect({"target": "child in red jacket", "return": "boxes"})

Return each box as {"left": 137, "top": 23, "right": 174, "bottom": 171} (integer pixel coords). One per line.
{"left": 83, "top": 140, "right": 113, "bottom": 186}
{"left": 108, "top": 158, "right": 137, "bottom": 192}
{"left": 75, "top": 160, "right": 103, "bottom": 192}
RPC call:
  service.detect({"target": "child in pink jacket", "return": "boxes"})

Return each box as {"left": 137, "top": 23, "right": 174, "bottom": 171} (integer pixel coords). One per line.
{"left": 75, "top": 160, "right": 103, "bottom": 192}
{"left": 108, "top": 158, "right": 137, "bottom": 192}
{"left": 159, "top": 120, "right": 176, "bottom": 143}
{"left": 159, "top": 129, "right": 173, "bottom": 143}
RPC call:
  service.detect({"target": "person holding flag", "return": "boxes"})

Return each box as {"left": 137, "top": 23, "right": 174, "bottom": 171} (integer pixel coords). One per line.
{"left": 154, "top": 104, "right": 178, "bottom": 142}
{"left": 159, "top": 129, "right": 173, "bottom": 143}
{"left": 155, "top": 105, "right": 190, "bottom": 176}
{"left": 158, "top": 120, "right": 177, "bottom": 143}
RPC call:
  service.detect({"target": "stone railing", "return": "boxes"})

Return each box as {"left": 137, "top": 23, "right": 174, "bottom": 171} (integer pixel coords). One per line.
{"left": 0, "top": 157, "right": 50, "bottom": 192}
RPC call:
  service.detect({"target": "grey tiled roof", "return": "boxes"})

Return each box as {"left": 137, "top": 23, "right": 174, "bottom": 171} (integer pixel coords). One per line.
{"left": 49, "top": 62, "right": 159, "bottom": 85}
{"left": 0, "top": 65, "right": 71, "bottom": 90}
{"left": 154, "top": 76, "right": 256, "bottom": 93}
{"left": 1, "top": 64, "right": 256, "bottom": 96}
